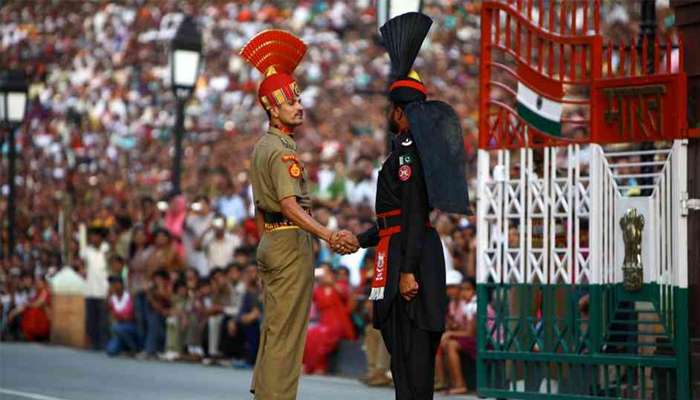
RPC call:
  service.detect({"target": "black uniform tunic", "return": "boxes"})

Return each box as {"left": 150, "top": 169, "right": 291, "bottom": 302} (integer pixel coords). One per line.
{"left": 358, "top": 131, "right": 447, "bottom": 400}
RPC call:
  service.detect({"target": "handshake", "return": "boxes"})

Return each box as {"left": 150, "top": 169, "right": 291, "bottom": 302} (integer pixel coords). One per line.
{"left": 328, "top": 230, "right": 360, "bottom": 255}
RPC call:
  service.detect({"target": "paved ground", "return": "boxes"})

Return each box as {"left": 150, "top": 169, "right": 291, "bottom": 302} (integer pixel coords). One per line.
{"left": 0, "top": 343, "right": 480, "bottom": 400}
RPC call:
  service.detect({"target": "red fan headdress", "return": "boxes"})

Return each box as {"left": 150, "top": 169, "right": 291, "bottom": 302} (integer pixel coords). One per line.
{"left": 239, "top": 30, "right": 307, "bottom": 110}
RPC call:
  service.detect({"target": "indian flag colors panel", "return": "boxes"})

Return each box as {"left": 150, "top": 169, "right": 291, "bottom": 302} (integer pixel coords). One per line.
{"left": 515, "top": 62, "right": 564, "bottom": 137}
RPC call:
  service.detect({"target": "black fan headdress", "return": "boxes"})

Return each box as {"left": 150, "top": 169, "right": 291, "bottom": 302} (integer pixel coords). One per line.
{"left": 380, "top": 12, "right": 432, "bottom": 104}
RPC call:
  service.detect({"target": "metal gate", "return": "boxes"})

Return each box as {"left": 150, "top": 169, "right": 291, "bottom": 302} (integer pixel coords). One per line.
{"left": 476, "top": 142, "right": 689, "bottom": 399}
{"left": 476, "top": 1, "right": 692, "bottom": 398}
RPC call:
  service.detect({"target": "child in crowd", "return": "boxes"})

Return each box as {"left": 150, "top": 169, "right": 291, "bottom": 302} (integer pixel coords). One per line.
{"left": 437, "top": 276, "right": 477, "bottom": 395}
{"left": 182, "top": 269, "right": 205, "bottom": 359}
{"left": 106, "top": 276, "right": 138, "bottom": 356}
{"left": 162, "top": 279, "right": 188, "bottom": 361}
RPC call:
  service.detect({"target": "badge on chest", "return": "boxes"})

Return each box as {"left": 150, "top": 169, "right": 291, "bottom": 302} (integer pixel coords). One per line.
{"left": 398, "top": 153, "right": 413, "bottom": 181}
{"left": 398, "top": 165, "right": 412, "bottom": 181}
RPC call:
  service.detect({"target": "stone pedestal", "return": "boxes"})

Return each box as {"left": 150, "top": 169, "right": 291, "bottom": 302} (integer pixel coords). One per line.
{"left": 50, "top": 294, "right": 86, "bottom": 348}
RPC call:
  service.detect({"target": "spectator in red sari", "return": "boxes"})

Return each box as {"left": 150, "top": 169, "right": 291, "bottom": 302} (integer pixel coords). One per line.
{"left": 20, "top": 276, "right": 51, "bottom": 342}
{"left": 333, "top": 266, "right": 356, "bottom": 321}
{"left": 303, "top": 265, "right": 356, "bottom": 374}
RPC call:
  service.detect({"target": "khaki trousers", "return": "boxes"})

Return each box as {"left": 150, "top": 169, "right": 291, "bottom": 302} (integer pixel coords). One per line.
{"left": 251, "top": 228, "right": 313, "bottom": 400}
{"left": 364, "top": 324, "right": 391, "bottom": 377}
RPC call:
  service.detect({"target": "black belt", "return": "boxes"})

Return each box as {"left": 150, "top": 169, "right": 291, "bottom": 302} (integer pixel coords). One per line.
{"left": 376, "top": 209, "right": 432, "bottom": 230}
{"left": 263, "top": 211, "right": 286, "bottom": 224}
{"left": 261, "top": 208, "right": 312, "bottom": 223}
{"left": 377, "top": 214, "right": 402, "bottom": 230}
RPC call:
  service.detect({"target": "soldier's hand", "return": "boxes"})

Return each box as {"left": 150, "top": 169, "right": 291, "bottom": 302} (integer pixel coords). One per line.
{"left": 329, "top": 230, "right": 359, "bottom": 254}
{"left": 400, "top": 273, "right": 419, "bottom": 301}
{"left": 338, "top": 230, "right": 359, "bottom": 253}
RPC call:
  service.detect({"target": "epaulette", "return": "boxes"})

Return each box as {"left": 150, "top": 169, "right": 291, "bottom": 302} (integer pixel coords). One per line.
{"left": 279, "top": 136, "right": 296, "bottom": 150}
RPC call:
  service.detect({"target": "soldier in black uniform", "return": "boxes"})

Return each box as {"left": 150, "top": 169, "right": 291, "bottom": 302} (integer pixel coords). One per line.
{"left": 350, "top": 12, "right": 471, "bottom": 400}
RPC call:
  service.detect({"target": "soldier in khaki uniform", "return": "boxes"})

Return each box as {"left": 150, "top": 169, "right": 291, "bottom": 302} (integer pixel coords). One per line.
{"left": 240, "top": 30, "right": 357, "bottom": 400}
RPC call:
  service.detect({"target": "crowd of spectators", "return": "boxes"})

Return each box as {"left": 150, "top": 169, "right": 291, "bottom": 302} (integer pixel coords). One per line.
{"left": 0, "top": 0, "right": 678, "bottom": 394}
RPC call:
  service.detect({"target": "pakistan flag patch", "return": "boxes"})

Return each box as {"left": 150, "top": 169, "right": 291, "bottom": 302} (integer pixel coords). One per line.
{"left": 399, "top": 155, "right": 413, "bottom": 166}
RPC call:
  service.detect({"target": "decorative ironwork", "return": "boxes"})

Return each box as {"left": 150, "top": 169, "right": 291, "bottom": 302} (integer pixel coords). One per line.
{"left": 479, "top": 0, "right": 688, "bottom": 150}
{"left": 620, "top": 208, "right": 645, "bottom": 292}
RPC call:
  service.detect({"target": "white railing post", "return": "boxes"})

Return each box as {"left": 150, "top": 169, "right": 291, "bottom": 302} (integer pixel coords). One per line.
{"left": 477, "top": 149, "right": 490, "bottom": 285}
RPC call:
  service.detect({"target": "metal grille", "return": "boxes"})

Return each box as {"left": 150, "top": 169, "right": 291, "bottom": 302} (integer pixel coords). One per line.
{"left": 476, "top": 141, "right": 689, "bottom": 399}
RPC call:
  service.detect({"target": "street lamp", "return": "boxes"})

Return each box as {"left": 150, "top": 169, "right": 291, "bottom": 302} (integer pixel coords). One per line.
{"left": 376, "top": 0, "right": 423, "bottom": 31}
{"left": 170, "top": 15, "right": 202, "bottom": 195}
{"left": 0, "top": 69, "right": 29, "bottom": 259}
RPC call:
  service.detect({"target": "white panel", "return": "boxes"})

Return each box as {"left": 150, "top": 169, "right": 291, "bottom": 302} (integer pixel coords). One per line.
{"left": 476, "top": 140, "right": 686, "bottom": 291}
{"left": 672, "top": 140, "right": 688, "bottom": 289}
{"left": 477, "top": 150, "right": 491, "bottom": 284}
{"left": 527, "top": 147, "right": 547, "bottom": 284}
{"left": 589, "top": 145, "right": 602, "bottom": 285}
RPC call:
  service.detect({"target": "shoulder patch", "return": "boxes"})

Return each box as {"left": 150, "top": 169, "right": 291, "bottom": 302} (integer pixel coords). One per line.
{"left": 401, "top": 138, "right": 413, "bottom": 147}
{"left": 281, "top": 153, "right": 302, "bottom": 179}
{"left": 288, "top": 162, "right": 302, "bottom": 178}
{"left": 399, "top": 155, "right": 413, "bottom": 166}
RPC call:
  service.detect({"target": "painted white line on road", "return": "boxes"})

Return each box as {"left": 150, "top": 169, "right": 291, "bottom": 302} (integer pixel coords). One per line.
{"left": 0, "top": 388, "right": 72, "bottom": 400}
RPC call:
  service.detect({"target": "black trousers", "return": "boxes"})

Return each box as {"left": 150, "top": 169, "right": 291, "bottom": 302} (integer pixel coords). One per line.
{"left": 85, "top": 298, "right": 109, "bottom": 351}
{"left": 380, "top": 298, "right": 441, "bottom": 400}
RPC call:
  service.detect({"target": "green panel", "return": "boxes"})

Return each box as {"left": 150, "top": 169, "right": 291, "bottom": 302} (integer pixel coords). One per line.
{"left": 477, "top": 282, "right": 689, "bottom": 399}
{"left": 675, "top": 288, "right": 689, "bottom": 400}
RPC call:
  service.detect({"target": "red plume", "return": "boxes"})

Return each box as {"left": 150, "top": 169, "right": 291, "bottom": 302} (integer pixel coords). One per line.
{"left": 240, "top": 30, "right": 307, "bottom": 75}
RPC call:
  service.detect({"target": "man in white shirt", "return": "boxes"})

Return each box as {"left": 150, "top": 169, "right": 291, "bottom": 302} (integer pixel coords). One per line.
{"left": 80, "top": 225, "right": 110, "bottom": 350}
{"left": 183, "top": 196, "right": 214, "bottom": 278}
{"left": 216, "top": 180, "right": 248, "bottom": 227}
{"left": 203, "top": 217, "right": 240, "bottom": 270}
{"left": 345, "top": 156, "right": 378, "bottom": 209}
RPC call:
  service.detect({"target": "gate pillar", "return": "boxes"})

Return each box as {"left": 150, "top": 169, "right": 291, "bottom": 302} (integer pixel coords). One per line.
{"left": 670, "top": 1, "right": 700, "bottom": 396}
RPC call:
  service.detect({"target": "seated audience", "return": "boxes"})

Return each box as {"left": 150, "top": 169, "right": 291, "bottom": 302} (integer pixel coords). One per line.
{"left": 20, "top": 276, "right": 51, "bottom": 342}
{"left": 437, "top": 276, "right": 477, "bottom": 395}
{"left": 106, "top": 276, "right": 138, "bottom": 356}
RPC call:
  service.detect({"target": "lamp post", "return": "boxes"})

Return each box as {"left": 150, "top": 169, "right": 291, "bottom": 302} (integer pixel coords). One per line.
{"left": 640, "top": 0, "right": 657, "bottom": 74}
{"left": 0, "top": 70, "right": 29, "bottom": 259}
{"left": 376, "top": 0, "right": 423, "bottom": 31}
{"left": 170, "top": 15, "right": 202, "bottom": 195}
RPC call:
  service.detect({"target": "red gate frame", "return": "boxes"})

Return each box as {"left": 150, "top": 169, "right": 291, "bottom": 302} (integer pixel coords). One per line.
{"left": 479, "top": 0, "right": 693, "bottom": 150}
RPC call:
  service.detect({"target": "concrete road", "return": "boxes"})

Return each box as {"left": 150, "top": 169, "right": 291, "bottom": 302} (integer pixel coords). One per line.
{"left": 0, "top": 343, "right": 481, "bottom": 400}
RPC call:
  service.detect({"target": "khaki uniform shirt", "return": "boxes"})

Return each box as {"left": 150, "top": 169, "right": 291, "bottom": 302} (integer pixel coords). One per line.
{"left": 250, "top": 127, "right": 311, "bottom": 213}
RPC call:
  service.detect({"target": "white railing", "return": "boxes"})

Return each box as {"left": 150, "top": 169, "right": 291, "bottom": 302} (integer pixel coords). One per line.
{"left": 477, "top": 145, "right": 591, "bottom": 285}
{"left": 478, "top": 141, "right": 687, "bottom": 289}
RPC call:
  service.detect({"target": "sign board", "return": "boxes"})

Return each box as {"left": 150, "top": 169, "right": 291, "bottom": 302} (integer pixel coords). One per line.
{"left": 591, "top": 74, "right": 687, "bottom": 143}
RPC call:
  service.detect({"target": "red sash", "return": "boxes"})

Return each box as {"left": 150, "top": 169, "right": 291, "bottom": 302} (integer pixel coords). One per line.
{"left": 369, "top": 210, "right": 402, "bottom": 300}
{"left": 369, "top": 209, "right": 432, "bottom": 300}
